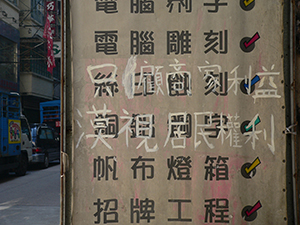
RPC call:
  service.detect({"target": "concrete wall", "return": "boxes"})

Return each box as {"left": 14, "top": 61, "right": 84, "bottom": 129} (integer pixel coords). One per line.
{"left": 20, "top": 72, "right": 55, "bottom": 99}
{"left": 0, "top": 0, "right": 19, "bottom": 30}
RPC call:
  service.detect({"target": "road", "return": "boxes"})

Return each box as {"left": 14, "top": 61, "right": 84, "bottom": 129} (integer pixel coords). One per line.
{"left": 0, "top": 163, "right": 60, "bottom": 225}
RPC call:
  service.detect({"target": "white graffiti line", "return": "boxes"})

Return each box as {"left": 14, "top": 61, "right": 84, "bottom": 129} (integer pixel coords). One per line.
{"left": 167, "top": 59, "right": 192, "bottom": 96}
{"left": 136, "top": 138, "right": 159, "bottom": 152}
{"left": 76, "top": 108, "right": 83, "bottom": 117}
{"left": 244, "top": 130, "right": 262, "bottom": 150}
{"left": 245, "top": 113, "right": 259, "bottom": 131}
{"left": 169, "top": 58, "right": 185, "bottom": 70}
{"left": 87, "top": 63, "right": 118, "bottom": 98}
{"left": 76, "top": 132, "right": 85, "bottom": 149}
{"left": 155, "top": 66, "right": 164, "bottom": 95}
{"left": 228, "top": 65, "right": 242, "bottom": 95}
{"left": 198, "top": 128, "right": 214, "bottom": 149}
{"left": 252, "top": 90, "right": 281, "bottom": 103}
{"left": 138, "top": 65, "right": 155, "bottom": 92}
{"left": 226, "top": 129, "right": 233, "bottom": 146}
{"left": 256, "top": 72, "right": 280, "bottom": 76}
{"left": 134, "top": 114, "right": 158, "bottom": 152}
{"left": 203, "top": 73, "right": 220, "bottom": 94}
{"left": 135, "top": 114, "right": 154, "bottom": 138}
{"left": 243, "top": 114, "right": 262, "bottom": 150}
{"left": 194, "top": 112, "right": 214, "bottom": 149}
{"left": 118, "top": 113, "right": 134, "bottom": 147}
{"left": 267, "top": 114, "right": 275, "bottom": 155}
{"left": 246, "top": 65, "right": 252, "bottom": 95}
{"left": 86, "top": 133, "right": 113, "bottom": 150}
{"left": 216, "top": 113, "right": 227, "bottom": 144}
{"left": 164, "top": 112, "right": 189, "bottom": 148}
{"left": 86, "top": 118, "right": 112, "bottom": 150}
{"left": 86, "top": 104, "right": 111, "bottom": 117}
{"left": 269, "top": 76, "right": 277, "bottom": 89}
{"left": 85, "top": 104, "right": 116, "bottom": 150}
{"left": 122, "top": 55, "right": 137, "bottom": 99}
{"left": 171, "top": 136, "right": 186, "bottom": 149}
{"left": 75, "top": 120, "right": 82, "bottom": 128}
{"left": 198, "top": 64, "right": 222, "bottom": 74}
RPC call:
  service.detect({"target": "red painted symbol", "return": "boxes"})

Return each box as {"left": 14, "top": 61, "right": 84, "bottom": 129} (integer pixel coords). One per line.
{"left": 244, "top": 32, "right": 260, "bottom": 48}
{"left": 245, "top": 201, "right": 262, "bottom": 217}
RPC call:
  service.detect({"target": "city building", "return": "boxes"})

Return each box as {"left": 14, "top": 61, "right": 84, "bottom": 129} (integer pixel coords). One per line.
{"left": 0, "top": 0, "right": 20, "bottom": 94}
{"left": 0, "top": 0, "right": 61, "bottom": 123}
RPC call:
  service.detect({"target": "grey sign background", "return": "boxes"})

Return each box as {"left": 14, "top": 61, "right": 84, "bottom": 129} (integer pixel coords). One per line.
{"left": 68, "top": 1, "right": 287, "bottom": 224}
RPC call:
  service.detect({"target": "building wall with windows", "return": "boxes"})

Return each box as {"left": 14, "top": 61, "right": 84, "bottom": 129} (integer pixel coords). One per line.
{"left": 0, "top": 0, "right": 20, "bottom": 93}
{"left": 18, "top": 0, "right": 60, "bottom": 123}
{"left": 0, "top": 0, "right": 61, "bottom": 123}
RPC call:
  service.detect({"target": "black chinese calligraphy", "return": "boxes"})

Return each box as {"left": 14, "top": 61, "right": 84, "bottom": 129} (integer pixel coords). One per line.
{"left": 168, "top": 199, "right": 192, "bottom": 222}
{"left": 204, "top": 156, "right": 229, "bottom": 181}
{"left": 167, "top": 0, "right": 192, "bottom": 13}
{"left": 165, "top": 112, "right": 192, "bottom": 148}
{"left": 131, "top": 198, "right": 155, "bottom": 223}
{"left": 131, "top": 0, "right": 154, "bottom": 13}
{"left": 203, "top": 0, "right": 227, "bottom": 13}
{"left": 204, "top": 30, "right": 228, "bottom": 54}
{"left": 167, "top": 31, "right": 192, "bottom": 55}
{"left": 95, "top": 31, "right": 118, "bottom": 55}
{"left": 167, "top": 156, "right": 192, "bottom": 180}
{"left": 167, "top": 59, "right": 192, "bottom": 96}
{"left": 93, "top": 156, "right": 118, "bottom": 181}
{"left": 204, "top": 198, "right": 230, "bottom": 223}
{"left": 96, "top": 0, "right": 118, "bottom": 13}
{"left": 94, "top": 198, "right": 118, "bottom": 224}
{"left": 86, "top": 104, "right": 119, "bottom": 150}
{"left": 131, "top": 31, "right": 154, "bottom": 55}
{"left": 131, "top": 156, "right": 155, "bottom": 180}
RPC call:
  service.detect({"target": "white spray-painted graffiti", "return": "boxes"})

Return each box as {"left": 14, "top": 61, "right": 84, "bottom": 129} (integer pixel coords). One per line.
{"left": 76, "top": 104, "right": 275, "bottom": 154}
{"left": 87, "top": 57, "right": 281, "bottom": 103}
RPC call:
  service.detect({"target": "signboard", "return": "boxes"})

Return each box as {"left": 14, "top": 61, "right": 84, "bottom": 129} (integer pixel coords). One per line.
{"left": 69, "top": 1, "right": 288, "bottom": 224}
{"left": 53, "top": 41, "right": 61, "bottom": 58}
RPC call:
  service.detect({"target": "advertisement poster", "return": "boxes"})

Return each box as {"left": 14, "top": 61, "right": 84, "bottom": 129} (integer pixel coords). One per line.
{"left": 8, "top": 119, "right": 21, "bottom": 144}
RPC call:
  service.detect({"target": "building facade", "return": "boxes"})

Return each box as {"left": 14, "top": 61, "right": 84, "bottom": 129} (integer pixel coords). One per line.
{"left": 0, "top": 0, "right": 61, "bottom": 123}
{"left": 0, "top": 0, "right": 20, "bottom": 94}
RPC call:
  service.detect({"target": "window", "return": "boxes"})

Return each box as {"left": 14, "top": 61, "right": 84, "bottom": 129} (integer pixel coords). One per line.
{"left": 39, "top": 129, "right": 47, "bottom": 139}
{"left": 21, "top": 119, "right": 31, "bottom": 141}
{"left": 46, "top": 129, "right": 54, "bottom": 140}
{"left": 6, "top": 0, "right": 18, "bottom": 7}
{"left": 31, "top": 0, "right": 44, "bottom": 24}
{"left": 0, "top": 35, "right": 17, "bottom": 83}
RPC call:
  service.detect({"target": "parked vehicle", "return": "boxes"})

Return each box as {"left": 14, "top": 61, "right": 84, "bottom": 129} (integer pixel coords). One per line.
{"left": 20, "top": 114, "right": 33, "bottom": 170}
{"left": 40, "top": 100, "right": 60, "bottom": 135}
{"left": 0, "top": 92, "right": 32, "bottom": 176}
{"left": 30, "top": 123, "right": 60, "bottom": 168}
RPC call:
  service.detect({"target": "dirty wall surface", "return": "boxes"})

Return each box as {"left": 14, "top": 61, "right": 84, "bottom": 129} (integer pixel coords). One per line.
{"left": 69, "top": 1, "right": 287, "bottom": 224}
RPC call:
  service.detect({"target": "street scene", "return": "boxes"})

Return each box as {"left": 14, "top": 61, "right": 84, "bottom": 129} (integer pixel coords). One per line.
{"left": 1, "top": 0, "right": 300, "bottom": 225}
{"left": 0, "top": 162, "right": 60, "bottom": 225}
{"left": 0, "top": 0, "right": 61, "bottom": 224}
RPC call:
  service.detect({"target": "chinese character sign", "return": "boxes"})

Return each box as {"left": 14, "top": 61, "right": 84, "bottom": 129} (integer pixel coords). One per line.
{"left": 69, "top": 1, "right": 287, "bottom": 224}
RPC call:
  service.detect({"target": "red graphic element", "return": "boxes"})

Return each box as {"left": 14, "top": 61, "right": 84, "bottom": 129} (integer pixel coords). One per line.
{"left": 243, "top": 32, "right": 260, "bottom": 48}
{"left": 245, "top": 201, "right": 262, "bottom": 217}
{"left": 43, "top": 13, "right": 56, "bottom": 74}
{"left": 46, "top": 1, "right": 56, "bottom": 11}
